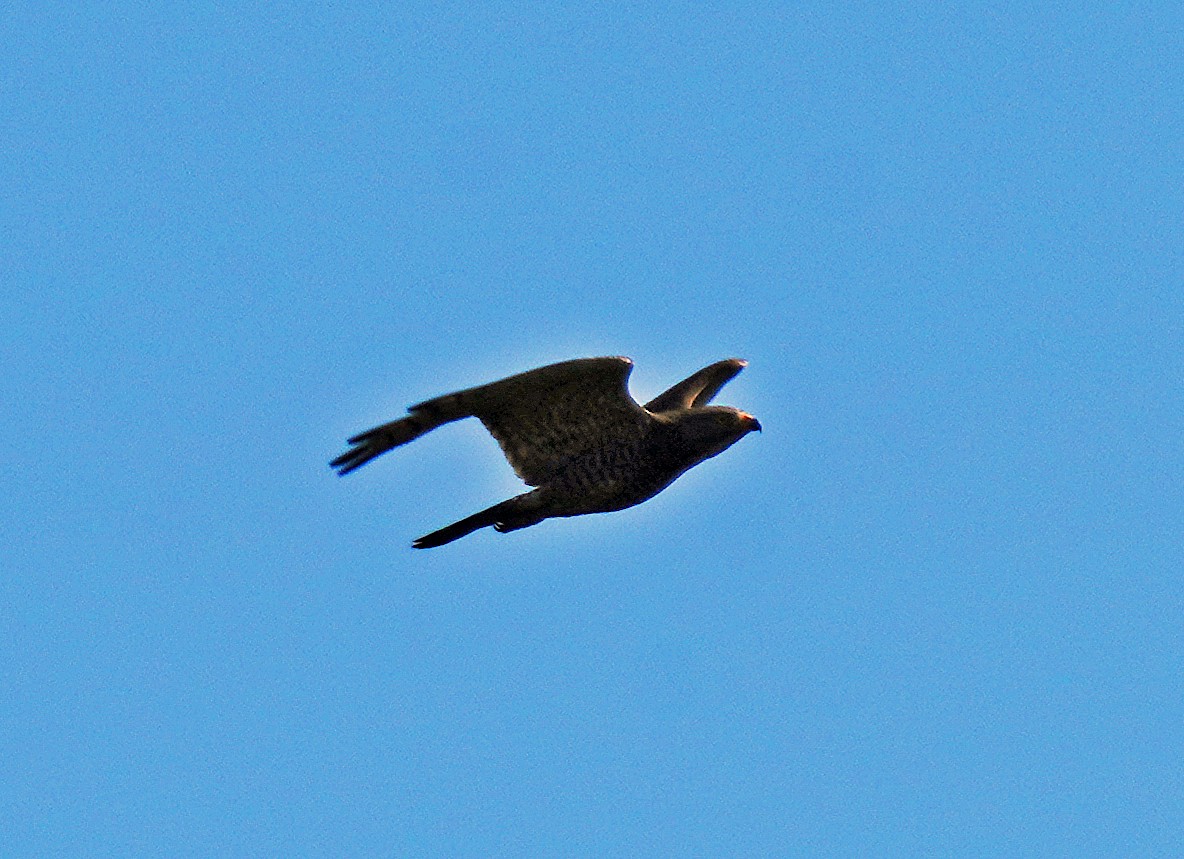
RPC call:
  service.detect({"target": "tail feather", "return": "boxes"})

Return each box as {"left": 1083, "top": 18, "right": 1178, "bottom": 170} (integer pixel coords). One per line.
{"left": 412, "top": 500, "right": 513, "bottom": 549}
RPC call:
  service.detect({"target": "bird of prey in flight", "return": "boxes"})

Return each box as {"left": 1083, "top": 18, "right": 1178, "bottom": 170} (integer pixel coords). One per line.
{"left": 331, "top": 356, "right": 760, "bottom": 548}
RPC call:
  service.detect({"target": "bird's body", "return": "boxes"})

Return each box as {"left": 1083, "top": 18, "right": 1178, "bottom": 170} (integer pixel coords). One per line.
{"left": 331, "top": 356, "right": 759, "bottom": 548}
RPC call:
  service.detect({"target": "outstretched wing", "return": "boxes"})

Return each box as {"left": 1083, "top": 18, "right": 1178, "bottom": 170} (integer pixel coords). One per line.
{"left": 332, "top": 356, "right": 650, "bottom": 485}
{"left": 422, "top": 356, "right": 649, "bottom": 486}
{"left": 644, "top": 358, "right": 746, "bottom": 413}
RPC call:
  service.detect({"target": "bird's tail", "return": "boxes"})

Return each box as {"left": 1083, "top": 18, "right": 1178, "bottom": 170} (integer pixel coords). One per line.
{"left": 413, "top": 497, "right": 542, "bottom": 549}
{"left": 413, "top": 500, "right": 509, "bottom": 549}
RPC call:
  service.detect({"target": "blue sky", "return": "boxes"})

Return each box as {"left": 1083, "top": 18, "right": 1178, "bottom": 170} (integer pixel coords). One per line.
{"left": 4, "top": 3, "right": 1182, "bottom": 855}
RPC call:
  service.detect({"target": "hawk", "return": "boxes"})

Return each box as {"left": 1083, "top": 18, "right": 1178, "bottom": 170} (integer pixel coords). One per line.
{"left": 331, "top": 356, "right": 760, "bottom": 548}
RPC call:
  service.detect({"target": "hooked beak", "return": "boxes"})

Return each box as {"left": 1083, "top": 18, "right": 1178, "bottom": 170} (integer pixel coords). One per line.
{"left": 740, "top": 412, "right": 761, "bottom": 433}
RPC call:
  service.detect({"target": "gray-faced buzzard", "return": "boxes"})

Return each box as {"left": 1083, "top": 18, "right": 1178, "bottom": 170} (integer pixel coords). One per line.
{"left": 331, "top": 357, "right": 760, "bottom": 548}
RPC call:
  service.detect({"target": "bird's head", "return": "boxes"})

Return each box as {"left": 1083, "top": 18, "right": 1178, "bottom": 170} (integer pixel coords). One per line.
{"left": 672, "top": 406, "right": 761, "bottom": 461}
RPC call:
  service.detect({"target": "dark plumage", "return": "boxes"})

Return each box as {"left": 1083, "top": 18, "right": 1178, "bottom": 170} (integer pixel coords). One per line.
{"left": 331, "top": 356, "right": 760, "bottom": 548}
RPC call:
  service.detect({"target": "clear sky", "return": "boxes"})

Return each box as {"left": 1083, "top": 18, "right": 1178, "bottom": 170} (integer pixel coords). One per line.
{"left": 4, "top": 3, "right": 1182, "bottom": 856}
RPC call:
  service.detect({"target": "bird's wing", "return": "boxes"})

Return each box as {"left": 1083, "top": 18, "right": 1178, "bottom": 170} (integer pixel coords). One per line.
{"left": 409, "top": 356, "right": 650, "bottom": 486}
{"left": 644, "top": 358, "right": 746, "bottom": 413}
